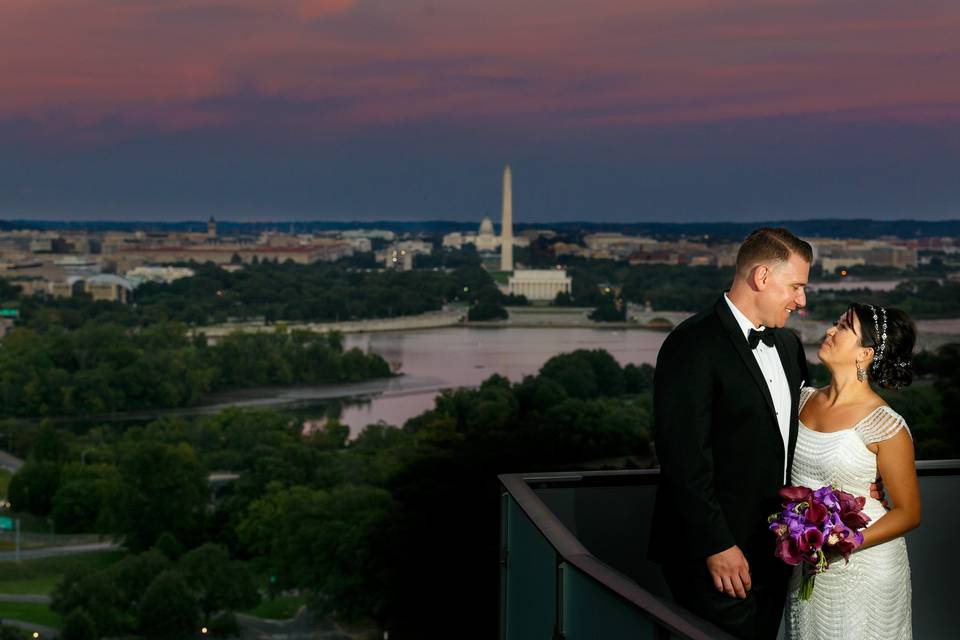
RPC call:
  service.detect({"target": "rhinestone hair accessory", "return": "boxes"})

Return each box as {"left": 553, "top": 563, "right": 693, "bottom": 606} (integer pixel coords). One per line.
{"left": 867, "top": 304, "right": 888, "bottom": 371}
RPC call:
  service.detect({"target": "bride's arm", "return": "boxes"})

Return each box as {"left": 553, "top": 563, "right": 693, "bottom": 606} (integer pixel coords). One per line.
{"left": 859, "top": 429, "right": 921, "bottom": 550}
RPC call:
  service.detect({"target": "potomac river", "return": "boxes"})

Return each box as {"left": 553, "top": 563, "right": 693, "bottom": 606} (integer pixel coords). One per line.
{"left": 338, "top": 326, "right": 667, "bottom": 434}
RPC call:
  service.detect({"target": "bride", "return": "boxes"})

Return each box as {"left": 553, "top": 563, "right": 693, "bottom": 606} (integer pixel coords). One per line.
{"left": 786, "top": 303, "right": 921, "bottom": 640}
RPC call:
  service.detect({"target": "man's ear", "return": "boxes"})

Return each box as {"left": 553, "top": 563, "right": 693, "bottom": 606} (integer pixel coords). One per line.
{"left": 753, "top": 264, "right": 769, "bottom": 290}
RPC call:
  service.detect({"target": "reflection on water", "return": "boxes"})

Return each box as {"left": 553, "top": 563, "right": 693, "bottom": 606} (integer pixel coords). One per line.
{"left": 337, "top": 327, "right": 668, "bottom": 434}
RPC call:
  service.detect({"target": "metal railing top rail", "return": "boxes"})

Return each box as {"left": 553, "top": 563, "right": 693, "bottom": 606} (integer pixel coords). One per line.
{"left": 499, "top": 471, "right": 738, "bottom": 640}
{"left": 500, "top": 459, "right": 960, "bottom": 640}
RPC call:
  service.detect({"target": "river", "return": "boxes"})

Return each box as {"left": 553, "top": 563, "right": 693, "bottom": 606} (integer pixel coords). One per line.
{"left": 337, "top": 327, "right": 667, "bottom": 434}
{"left": 50, "top": 319, "right": 958, "bottom": 438}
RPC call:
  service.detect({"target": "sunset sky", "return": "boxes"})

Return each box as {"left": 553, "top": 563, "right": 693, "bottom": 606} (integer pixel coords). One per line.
{"left": 2, "top": 0, "right": 959, "bottom": 222}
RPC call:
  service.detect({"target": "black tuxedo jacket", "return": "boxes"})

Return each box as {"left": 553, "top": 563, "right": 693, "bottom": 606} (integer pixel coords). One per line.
{"left": 648, "top": 295, "right": 809, "bottom": 569}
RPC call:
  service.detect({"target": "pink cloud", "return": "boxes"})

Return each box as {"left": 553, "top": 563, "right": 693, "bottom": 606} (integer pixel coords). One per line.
{"left": 1, "top": 0, "right": 959, "bottom": 142}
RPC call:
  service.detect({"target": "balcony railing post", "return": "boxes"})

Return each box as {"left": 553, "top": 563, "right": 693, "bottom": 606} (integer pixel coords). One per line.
{"left": 554, "top": 559, "right": 566, "bottom": 640}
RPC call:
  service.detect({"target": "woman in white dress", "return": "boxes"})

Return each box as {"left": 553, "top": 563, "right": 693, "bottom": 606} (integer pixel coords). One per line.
{"left": 786, "top": 303, "right": 921, "bottom": 640}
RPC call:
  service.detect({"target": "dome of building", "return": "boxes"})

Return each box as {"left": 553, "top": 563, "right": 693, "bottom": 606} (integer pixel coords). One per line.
{"left": 479, "top": 217, "right": 495, "bottom": 235}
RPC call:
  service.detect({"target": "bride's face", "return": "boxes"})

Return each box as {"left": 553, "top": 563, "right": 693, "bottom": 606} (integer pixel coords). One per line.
{"left": 818, "top": 309, "right": 873, "bottom": 369}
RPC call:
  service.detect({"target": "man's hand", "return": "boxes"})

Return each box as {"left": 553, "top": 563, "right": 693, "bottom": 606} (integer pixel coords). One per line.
{"left": 869, "top": 475, "right": 889, "bottom": 509}
{"left": 706, "top": 545, "right": 751, "bottom": 599}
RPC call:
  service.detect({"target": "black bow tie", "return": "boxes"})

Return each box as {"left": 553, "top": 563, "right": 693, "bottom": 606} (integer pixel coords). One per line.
{"left": 748, "top": 328, "right": 776, "bottom": 349}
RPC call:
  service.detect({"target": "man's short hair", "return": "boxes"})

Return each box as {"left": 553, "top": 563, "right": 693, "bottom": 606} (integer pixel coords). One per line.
{"left": 735, "top": 227, "right": 813, "bottom": 273}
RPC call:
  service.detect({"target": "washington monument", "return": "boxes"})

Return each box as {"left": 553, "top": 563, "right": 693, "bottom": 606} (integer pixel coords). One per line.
{"left": 500, "top": 164, "right": 514, "bottom": 272}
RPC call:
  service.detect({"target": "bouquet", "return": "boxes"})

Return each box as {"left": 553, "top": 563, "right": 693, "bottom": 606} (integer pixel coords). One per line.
{"left": 768, "top": 485, "right": 871, "bottom": 600}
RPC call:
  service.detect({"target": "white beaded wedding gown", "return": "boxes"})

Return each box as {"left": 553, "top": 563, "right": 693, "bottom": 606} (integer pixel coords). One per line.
{"left": 785, "top": 387, "right": 913, "bottom": 640}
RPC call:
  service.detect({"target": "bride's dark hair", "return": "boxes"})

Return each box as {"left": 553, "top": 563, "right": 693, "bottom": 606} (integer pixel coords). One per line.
{"left": 848, "top": 303, "right": 916, "bottom": 390}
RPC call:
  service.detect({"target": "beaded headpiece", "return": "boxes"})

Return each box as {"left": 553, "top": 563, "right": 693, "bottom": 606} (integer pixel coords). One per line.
{"left": 867, "top": 304, "right": 888, "bottom": 371}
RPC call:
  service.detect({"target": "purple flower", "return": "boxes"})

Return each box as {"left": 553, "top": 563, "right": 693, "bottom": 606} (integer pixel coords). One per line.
{"left": 805, "top": 499, "right": 829, "bottom": 526}
{"left": 769, "top": 484, "right": 872, "bottom": 599}
{"left": 775, "top": 536, "right": 804, "bottom": 565}
{"left": 780, "top": 486, "right": 814, "bottom": 503}
{"left": 814, "top": 486, "right": 839, "bottom": 510}
{"left": 798, "top": 526, "right": 824, "bottom": 553}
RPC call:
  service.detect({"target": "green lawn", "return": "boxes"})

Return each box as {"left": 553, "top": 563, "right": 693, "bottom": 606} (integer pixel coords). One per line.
{"left": 244, "top": 595, "right": 306, "bottom": 620}
{"left": 0, "top": 551, "right": 125, "bottom": 595}
{"left": 0, "top": 602, "right": 62, "bottom": 628}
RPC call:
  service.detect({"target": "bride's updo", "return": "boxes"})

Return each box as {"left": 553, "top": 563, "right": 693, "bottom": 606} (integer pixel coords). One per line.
{"left": 849, "top": 303, "right": 916, "bottom": 390}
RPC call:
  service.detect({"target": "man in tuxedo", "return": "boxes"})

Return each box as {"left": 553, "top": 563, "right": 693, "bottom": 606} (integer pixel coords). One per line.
{"left": 648, "top": 227, "right": 812, "bottom": 640}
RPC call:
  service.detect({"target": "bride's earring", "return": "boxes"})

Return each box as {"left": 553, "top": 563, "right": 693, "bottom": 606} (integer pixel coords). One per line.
{"left": 856, "top": 360, "right": 867, "bottom": 382}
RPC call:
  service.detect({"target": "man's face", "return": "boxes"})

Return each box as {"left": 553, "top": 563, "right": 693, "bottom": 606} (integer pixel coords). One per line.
{"left": 757, "top": 253, "right": 809, "bottom": 328}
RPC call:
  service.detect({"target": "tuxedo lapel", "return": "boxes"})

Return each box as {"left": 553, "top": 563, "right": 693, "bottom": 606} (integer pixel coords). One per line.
{"left": 775, "top": 329, "right": 803, "bottom": 479}
{"left": 714, "top": 297, "right": 779, "bottom": 427}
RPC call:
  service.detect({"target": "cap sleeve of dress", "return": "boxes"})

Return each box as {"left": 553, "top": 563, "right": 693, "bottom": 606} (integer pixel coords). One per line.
{"left": 799, "top": 386, "right": 817, "bottom": 412}
{"left": 856, "top": 406, "right": 911, "bottom": 444}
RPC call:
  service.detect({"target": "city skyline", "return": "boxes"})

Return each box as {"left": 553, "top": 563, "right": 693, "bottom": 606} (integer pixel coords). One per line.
{"left": 3, "top": 1, "right": 960, "bottom": 222}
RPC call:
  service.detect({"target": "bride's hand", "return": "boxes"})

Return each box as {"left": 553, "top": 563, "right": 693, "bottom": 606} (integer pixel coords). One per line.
{"left": 869, "top": 475, "right": 890, "bottom": 509}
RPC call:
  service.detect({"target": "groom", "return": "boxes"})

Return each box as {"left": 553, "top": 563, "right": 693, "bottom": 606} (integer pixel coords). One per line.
{"left": 648, "top": 227, "right": 812, "bottom": 640}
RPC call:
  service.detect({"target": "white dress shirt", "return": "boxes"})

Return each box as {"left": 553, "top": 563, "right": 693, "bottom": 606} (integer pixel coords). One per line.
{"left": 724, "top": 294, "right": 793, "bottom": 483}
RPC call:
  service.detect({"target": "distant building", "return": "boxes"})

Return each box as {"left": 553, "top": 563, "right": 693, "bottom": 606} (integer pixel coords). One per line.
{"left": 341, "top": 229, "right": 396, "bottom": 242}
{"left": 378, "top": 240, "right": 431, "bottom": 270}
{"left": 384, "top": 248, "right": 414, "bottom": 271}
{"left": 125, "top": 266, "right": 195, "bottom": 287}
{"left": 12, "top": 277, "right": 73, "bottom": 298}
{"left": 84, "top": 274, "right": 133, "bottom": 303}
{"left": 476, "top": 217, "right": 499, "bottom": 252}
{"left": 113, "top": 240, "right": 354, "bottom": 271}
{"left": 808, "top": 238, "right": 918, "bottom": 272}
{"left": 628, "top": 251, "right": 686, "bottom": 266}
{"left": 508, "top": 269, "right": 572, "bottom": 301}
{"left": 207, "top": 216, "right": 217, "bottom": 240}
{"left": 442, "top": 232, "right": 464, "bottom": 250}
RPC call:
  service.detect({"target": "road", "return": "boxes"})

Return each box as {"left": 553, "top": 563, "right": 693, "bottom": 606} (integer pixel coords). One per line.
{"left": 0, "top": 541, "right": 120, "bottom": 561}
{"left": 0, "top": 449, "right": 23, "bottom": 473}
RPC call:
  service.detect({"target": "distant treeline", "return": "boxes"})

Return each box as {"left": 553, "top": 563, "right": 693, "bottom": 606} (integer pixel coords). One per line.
{"left": 7, "top": 259, "right": 508, "bottom": 329}
{"left": 5, "top": 218, "right": 960, "bottom": 240}
{"left": 0, "top": 323, "right": 390, "bottom": 417}
{"left": 803, "top": 279, "right": 960, "bottom": 320}
{"left": 519, "top": 252, "right": 960, "bottom": 317}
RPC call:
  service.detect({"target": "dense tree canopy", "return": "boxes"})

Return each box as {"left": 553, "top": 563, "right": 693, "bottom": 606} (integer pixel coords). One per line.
{"left": 0, "top": 323, "right": 389, "bottom": 417}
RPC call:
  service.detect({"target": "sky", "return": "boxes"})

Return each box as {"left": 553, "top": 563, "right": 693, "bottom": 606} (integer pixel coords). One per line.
{"left": 2, "top": 0, "right": 960, "bottom": 223}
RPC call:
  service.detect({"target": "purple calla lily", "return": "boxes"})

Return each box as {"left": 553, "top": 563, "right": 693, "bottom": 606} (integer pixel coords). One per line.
{"left": 768, "top": 484, "right": 871, "bottom": 600}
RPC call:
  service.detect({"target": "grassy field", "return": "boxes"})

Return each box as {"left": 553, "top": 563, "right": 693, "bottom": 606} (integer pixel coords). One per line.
{"left": 244, "top": 594, "right": 306, "bottom": 620}
{"left": 0, "top": 602, "right": 62, "bottom": 628}
{"left": 0, "top": 550, "right": 125, "bottom": 595}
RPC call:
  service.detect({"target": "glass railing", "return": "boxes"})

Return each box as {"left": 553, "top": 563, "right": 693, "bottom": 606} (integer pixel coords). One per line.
{"left": 500, "top": 460, "right": 957, "bottom": 640}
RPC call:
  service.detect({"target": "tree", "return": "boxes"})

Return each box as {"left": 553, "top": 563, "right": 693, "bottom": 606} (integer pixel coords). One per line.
{"left": 138, "top": 571, "right": 201, "bottom": 640}
{"left": 179, "top": 543, "right": 259, "bottom": 621}
{"left": 238, "top": 484, "right": 394, "bottom": 622}
{"left": 104, "top": 441, "right": 207, "bottom": 551}
{"left": 32, "top": 421, "right": 69, "bottom": 463}
{"left": 7, "top": 461, "right": 61, "bottom": 516}
{"left": 0, "top": 626, "right": 28, "bottom": 640}
{"left": 467, "top": 303, "right": 508, "bottom": 321}
{"left": 61, "top": 608, "right": 98, "bottom": 640}
{"left": 111, "top": 549, "right": 172, "bottom": 612}
{"left": 589, "top": 301, "right": 626, "bottom": 322}
{"left": 51, "top": 569, "right": 128, "bottom": 637}
{"left": 51, "top": 479, "right": 102, "bottom": 533}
